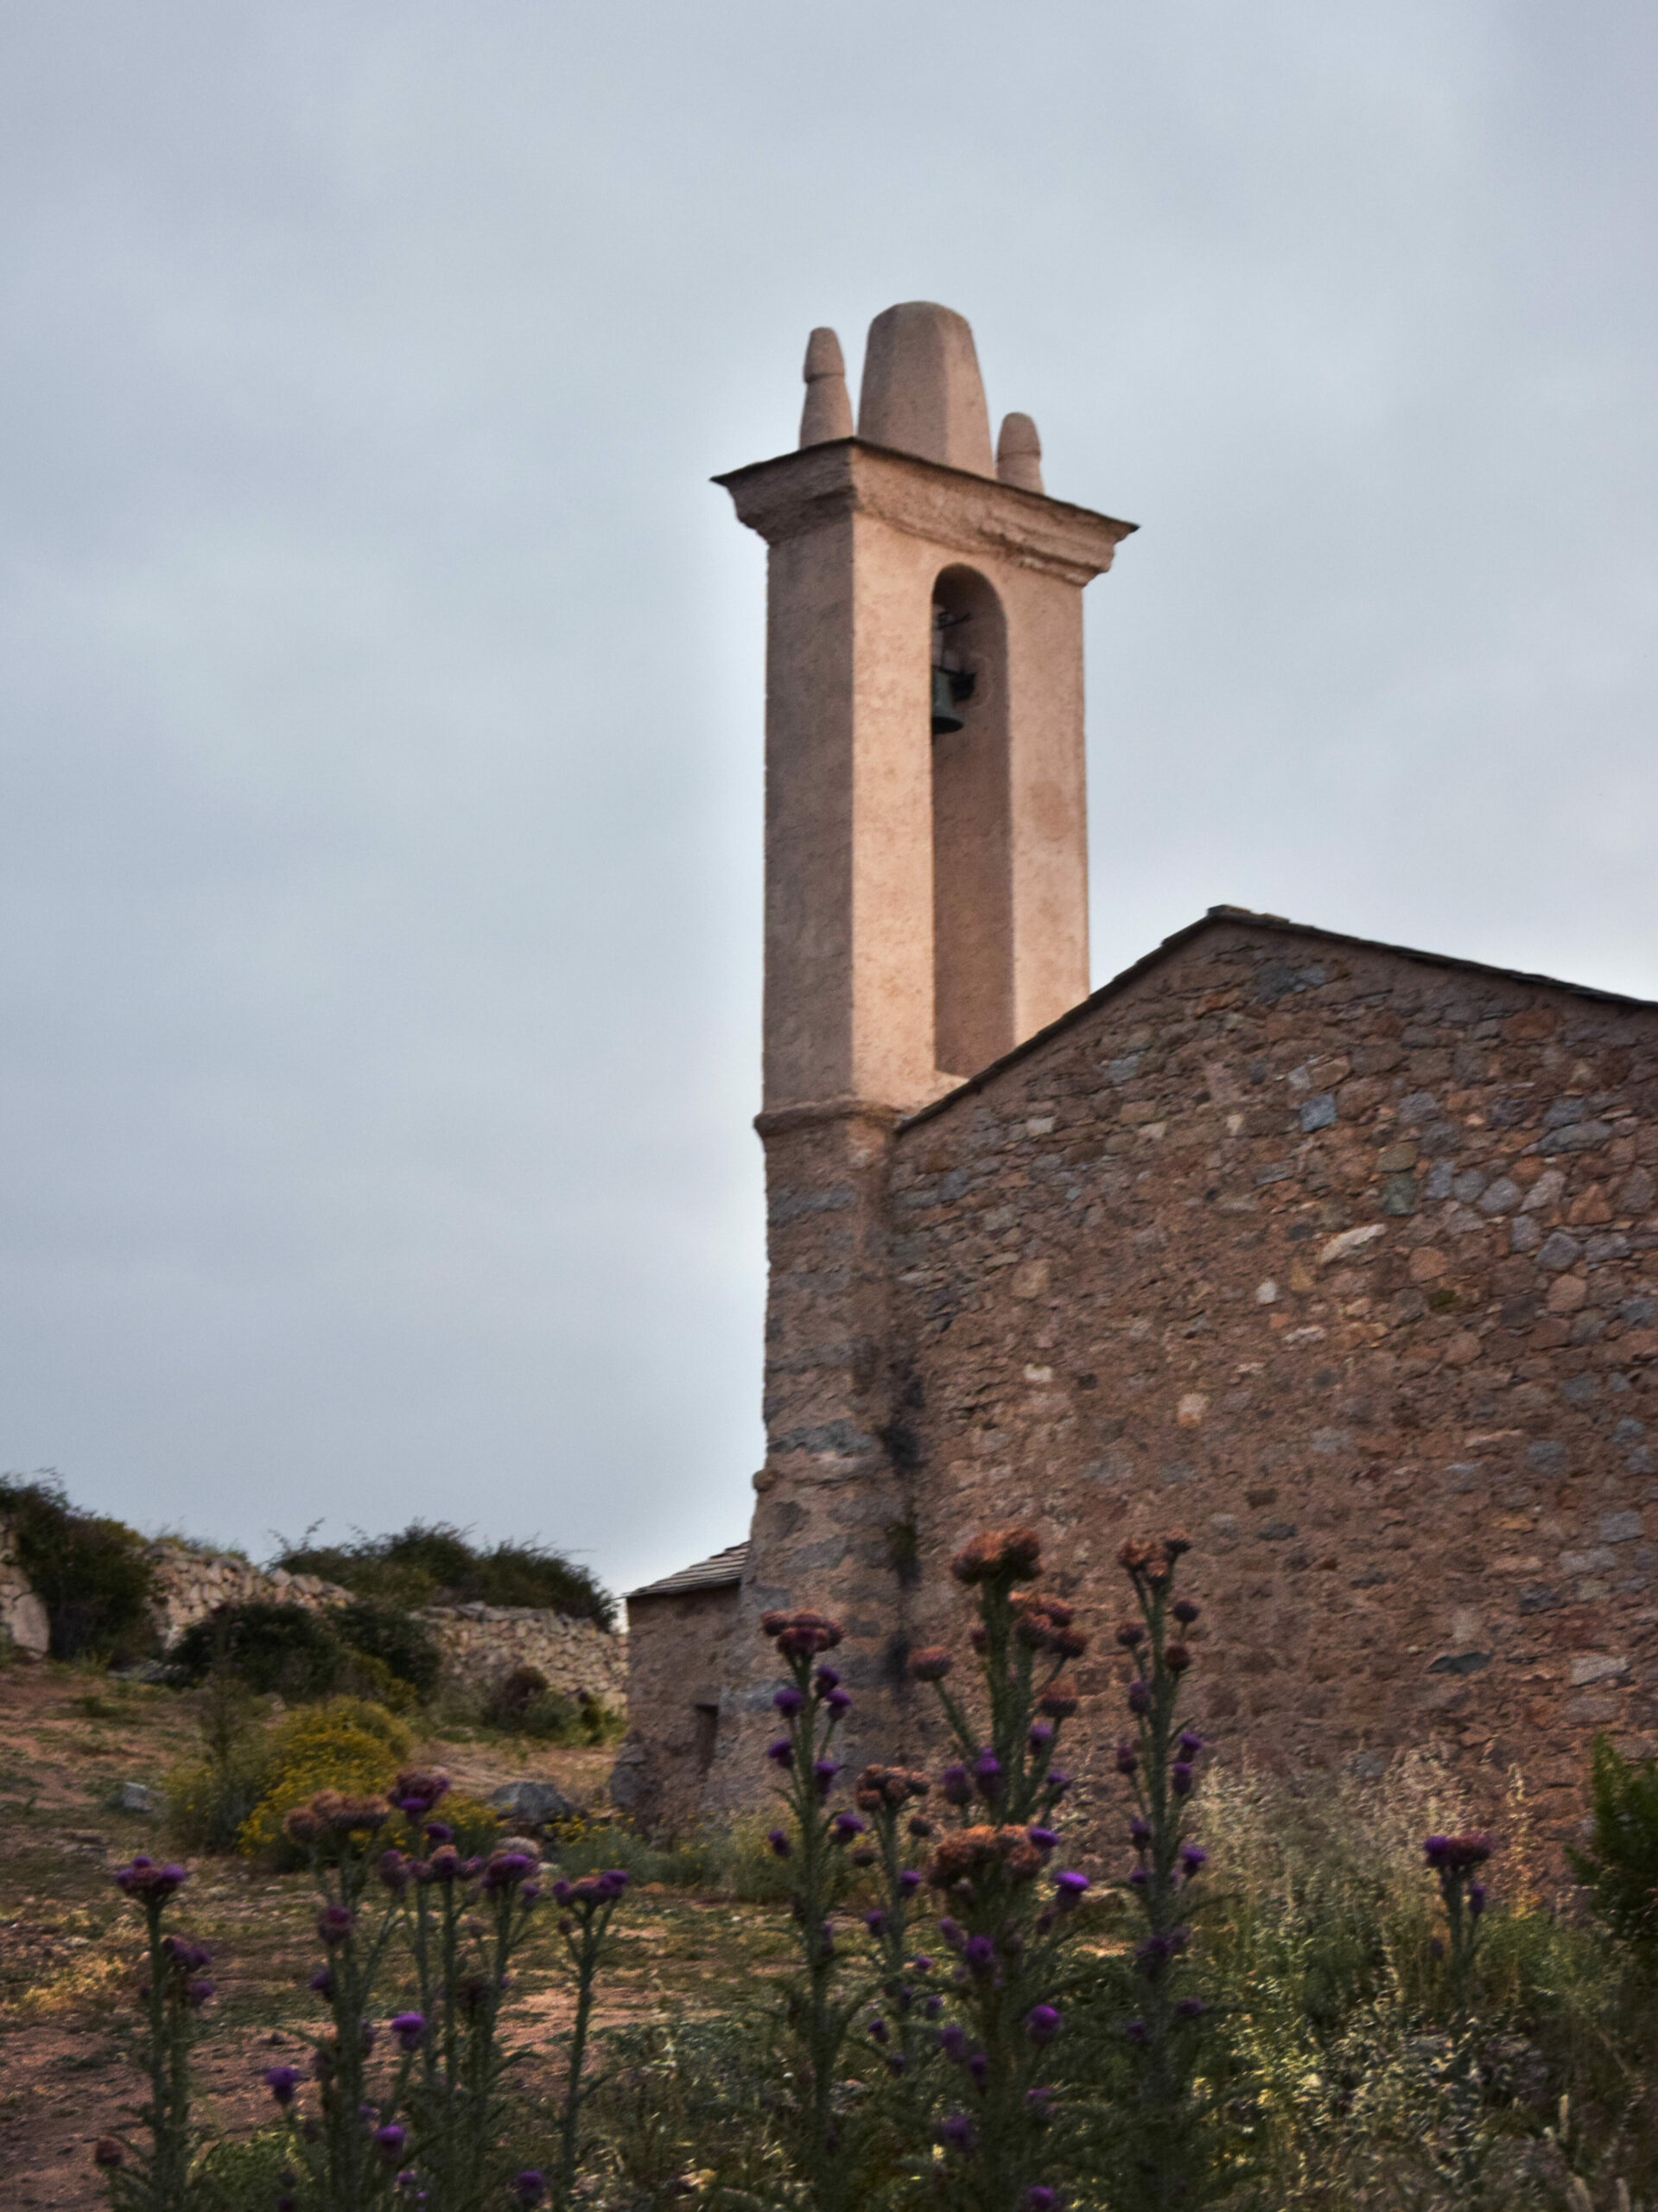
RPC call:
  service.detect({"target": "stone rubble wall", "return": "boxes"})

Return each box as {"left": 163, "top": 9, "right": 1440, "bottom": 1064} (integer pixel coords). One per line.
{"left": 416, "top": 1605, "right": 627, "bottom": 1707}
{"left": 0, "top": 1528, "right": 624, "bottom": 1704}
{"left": 0, "top": 1519, "right": 50, "bottom": 1658}
{"left": 145, "top": 1543, "right": 352, "bottom": 1647}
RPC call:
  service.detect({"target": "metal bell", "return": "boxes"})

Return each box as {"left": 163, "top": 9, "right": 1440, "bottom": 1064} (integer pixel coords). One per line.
{"left": 931, "top": 665, "right": 965, "bottom": 735}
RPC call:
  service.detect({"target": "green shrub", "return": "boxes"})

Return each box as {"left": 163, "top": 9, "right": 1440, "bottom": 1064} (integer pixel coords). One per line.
{"left": 478, "top": 1666, "right": 626, "bottom": 1745}
{"left": 484, "top": 1662, "right": 549, "bottom": 1726}
{"left": 164, "top": 1746, "right": 271, "bottom": 1854}
{"left": 237, "top": 1698, "right": 412, "bottom": 1863}
{"left": 433, "top": 1789, "right": 503, "bottom": 1855}
{"left": 1569, "top": 1732, "right": 1658, "bottom": 1961}
{"left": 273, "top": 1518, "right": 616, "bottom": 1628}
{"left": 170, "top": 1601, "right": 346, "bottom": 1699}
{"left": 335, "top": 1597, "right": 441, "bottom": 1698}
{"left": 0, "top": 1472, "right": 156, "bottom": 1662}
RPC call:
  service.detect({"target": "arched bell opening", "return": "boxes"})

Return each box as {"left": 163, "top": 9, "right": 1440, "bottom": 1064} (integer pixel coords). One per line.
{"left": 931, "top": 565, "right": 1013, "bottom": 1077}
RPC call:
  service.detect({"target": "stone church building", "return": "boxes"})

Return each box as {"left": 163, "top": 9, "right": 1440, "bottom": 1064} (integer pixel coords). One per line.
{"left": 610, "top": 302, "right": 1658, "bottom": 1851}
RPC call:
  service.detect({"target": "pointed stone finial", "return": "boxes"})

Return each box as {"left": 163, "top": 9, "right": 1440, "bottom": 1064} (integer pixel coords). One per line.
{"left": 799, "top": 327, "right": 854, "bottom": 448}
{"left": 856, "top": 302, "right": 994, "bottom": 477}
{"left": 996, "top": 412, "right": 1044, "bottom": 494}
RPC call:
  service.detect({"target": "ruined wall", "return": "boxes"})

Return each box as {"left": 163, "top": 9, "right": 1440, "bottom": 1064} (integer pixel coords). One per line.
{"left": 0, "top": 1540, "right": 626, "bottom": 1705}
{"left": 613, "top": 1583, "right": 742, "bottom": 1834}
{"left": 146, "top": 1545, "right": 350, "bottom": 1646}
{"left": 883, "top": 917, "right": 1658, "bottom": 1847}
{"left": 418, "top": 1605, "right": 626, "bottom": 1707}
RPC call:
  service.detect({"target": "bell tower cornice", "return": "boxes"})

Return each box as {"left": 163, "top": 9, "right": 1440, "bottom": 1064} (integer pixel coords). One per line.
{"left": 715, "top": 436, "right": 1135, "bottom": 586}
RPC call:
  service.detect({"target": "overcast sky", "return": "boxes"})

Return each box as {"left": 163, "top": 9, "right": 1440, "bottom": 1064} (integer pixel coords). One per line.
{"left": 2, "top": 3, "right": 1655, "bottom": 1599}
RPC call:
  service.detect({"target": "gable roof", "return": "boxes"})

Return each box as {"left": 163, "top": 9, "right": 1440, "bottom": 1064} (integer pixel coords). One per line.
{"left": 903, "top": 905, "right": 1658, "bottom": 1133}
{"left": 626, "top": 1541, "right": 748, "bottom": 1602}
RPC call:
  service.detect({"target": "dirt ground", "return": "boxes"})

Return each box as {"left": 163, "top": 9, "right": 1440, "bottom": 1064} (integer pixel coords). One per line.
{"left": 0, "top": 1662, "right": 786, "bottom": 2209}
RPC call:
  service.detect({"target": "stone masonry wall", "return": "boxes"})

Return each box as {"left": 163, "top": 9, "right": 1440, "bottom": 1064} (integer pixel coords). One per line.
{"left": 879, "top": 916, "right": 1658, "bottom": 1851}
{"left": 612, "top": 1584, "right": 742, "bottom": 1834}
{"left": 706, "top": 1104, "right": 916, "bottom": 1812}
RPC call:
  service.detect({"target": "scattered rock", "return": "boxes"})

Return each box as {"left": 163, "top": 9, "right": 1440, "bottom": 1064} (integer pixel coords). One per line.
{"left": 487, "top": 1780, "right": 580, "bottom": 1829}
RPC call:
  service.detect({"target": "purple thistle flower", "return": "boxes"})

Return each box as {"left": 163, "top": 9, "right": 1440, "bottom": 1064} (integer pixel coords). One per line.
{"left": 1129, "top": 1817, "right": 1152, "bottom": 1848}
{"left": 899, "top": 1867, "right": 922, "bottom": 1895}
{"left": 1028, "top": 1720, "right": 1055, "bottom": 1751}
{"left": 390, "top": 2012, "right": 425, "bottom": 2052}
{"left": 1026, "top": 1825, "right": 1058, "bottom": 1853}
{"left": 484, "top": 1851, "right": 537, "bottom": 1895}
{"left": 972, "top": 1750, "right": 1004, "bottom": 1802}
{"left": 1469, "top": 1881, "right": 1487, "bottom": 1916}
{"left": 966, "top": 2051, "right": 989, "bottom": 2084}
{"left": 1127, "top": 1680, "right": 1152, "bottom": 1715}
{"left": 1179, "top": 1843, "right": 1208, "bottom": 1876}
{"left": 185, "top": 1979, "right": 213, "bottom": 2007}
{"left": 1114, "top": 1741, "right": 1139, "bottom": 1775}
{"left": 373, "top": 2124, "right": 406, "bottom": 2162}
{"left": 1171, "top": 1761, "right": 1194, "bottom": 1798}
{"left": 815, "top": 1667, "right": 841, "bottom": 1693}
{"left": 766, "top": 1826, "right": 791, "bottom": 1858}
{"left": 514, "top": 2176, "right": 548, "bottom": 2209}
{"left": 1023, "top": 2190, "right": 1060, "bottom": 2212}
{"left": 937, "top": 1916, "right": 967, "bottom": 1952}
{"left": 812, "top": 1758, "right": 842, "bottom": 1797}
{"left": 963, "top": 1935, "right": 996, "bottom": 1974}
{"left": 939, "top": 2113, "right": 979, "bottom": 2154}
{"left": 1128, "top": 1866, "right": 1148, "bottom": 1888}
{"left": 1053, "top": 1870, "right": 1089, "bottom": 1905}
{"left": 1126, "top": 2017, "right": 1149, "bottom": 2044}
{"left": 773, "top": 1685, "right": 804, "bottom": 1714}
{"left": 1025, "top": 2003, "right": 1062, "bottom": 2046}
{"left": 913, "top": 1953, "right": 933, "bottom": 1973}
{"left": 316, "top": 1904, "right": 353, "bottom": 1948}
{"left": 864, "top": 1907, "right": 886, "bottom": 1935}
{"left": 308, "top": 1966, "right": 334, "bottom": 1995}
{"left": 938, "top": 2023, "right": 969, "bottom": 2060}
{"left": 867, "top": 2015, "right": 888, "bottom": 2044}
{"left": 886, "top": 2050, "right": 908, "bottom": 2075}
{"left": 1178, "top": 1730, "right": 1205, "bottom": 1758}
{"left": 113, "top": 1856, "right": 188, "bottom": 1904}
{"left": 423, "top": 1820, "right": 454, "bottom": 1846}
{"left": 1046, "top": 1768, "right": 1073, "bottom": 1799}
{"left": 378, "top": 1850, "right": 411, "bottom": 1895}
{"left": 829, "top": 1811, "right": 866, "bottom": 1842}
{"left": 1175, "top": 1996, "right": 1206, "bottom": 2019}
{"left": 765, "top": 1738, "right": 793, "bottom": 1765}
{"left": 825, "top": 1687, "right": 852, "bottom": 1713}
{"left": 264, "top": 2065, "right": 302, "bottom": 2107}
{"left": 924, "top": 1992, "right": 943, "bottom": 2017}
{"left": 1134, "top": 1933, "right": 1172, "bottom": 1976}
{"left": 941, "top": 1763, "right": 973, "bottom": 1807}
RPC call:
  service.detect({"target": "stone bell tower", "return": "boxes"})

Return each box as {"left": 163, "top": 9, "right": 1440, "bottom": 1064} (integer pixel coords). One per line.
{"left": 702, "top": 303, "right": 1134, "bottom": 1806}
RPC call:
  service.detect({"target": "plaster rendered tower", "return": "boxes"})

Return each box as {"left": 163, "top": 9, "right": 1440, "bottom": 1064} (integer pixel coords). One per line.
{"left": 703, "top": 303, "right": 1134, "bottom": 1804}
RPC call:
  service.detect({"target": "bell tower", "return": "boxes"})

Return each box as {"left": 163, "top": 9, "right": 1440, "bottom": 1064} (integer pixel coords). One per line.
{"left": 717, "top": 300, "right": 1134, "bottom": 1113}
{"left": 702, "top": 305, "right": 1134, "bottom": 1809}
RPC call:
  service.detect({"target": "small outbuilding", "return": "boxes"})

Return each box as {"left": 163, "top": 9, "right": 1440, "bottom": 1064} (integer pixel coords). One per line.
{"left": 608, "top": 1542, "right": 747, "bottom": 1836}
